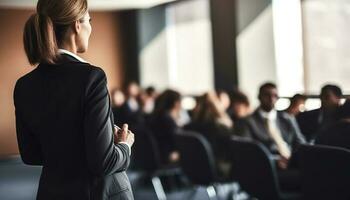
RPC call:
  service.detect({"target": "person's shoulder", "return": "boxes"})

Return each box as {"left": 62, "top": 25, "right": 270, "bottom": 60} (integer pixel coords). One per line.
{"left": 299, "top": 108, "right": 320, "bottom": 117}
{"left": 235, "top": 114, "right": 254, "bottom": 127}
{"left": 242, "top": 110, "right": 259, "bottom": 123}
{"left": 278, "top": 111, "right": 293, "bottom": 119}
{"left": 61, "top": 62, "right": 107, "bottom": 83}
{"left": 60, "top": 61, "right": 105, "bottom": 75}
{"left": 14, "top": 66, "right": 40, "bottom": 95}
{"left": 86, "top": 64, "right": 106, "bottom": 78}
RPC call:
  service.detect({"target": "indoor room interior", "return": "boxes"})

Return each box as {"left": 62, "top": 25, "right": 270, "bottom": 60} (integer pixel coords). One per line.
{"left": 1, "top": 0, "right": 350, "bottom": 199}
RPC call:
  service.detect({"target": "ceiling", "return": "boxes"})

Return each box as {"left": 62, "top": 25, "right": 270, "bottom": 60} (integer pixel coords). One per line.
{"left": 0, "top": 0, "right": 177, "bottom": 11}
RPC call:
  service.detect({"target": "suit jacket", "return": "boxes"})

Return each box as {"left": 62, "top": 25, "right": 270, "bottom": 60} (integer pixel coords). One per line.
{"left": 13, "top": 54, "right": 134, "bottom": 200}
{"left": 234, "top": 109, "right": 305, "bottom": 155}
{"left": 296, "top": 108, "right": 339, "bottom": 142}
{"left": 315, "top": 120, "right": 350, "bottom": 150}
{"left": 296, "top": 109, "right": 321, "bottom": 142}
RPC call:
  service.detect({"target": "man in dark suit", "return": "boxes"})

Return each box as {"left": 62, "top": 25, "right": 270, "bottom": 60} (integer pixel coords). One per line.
{"left": 315, "top": 99, "right": 350, "bottom": 149}
{"left": 14, "top": 53, "right": 134, "bottom": 200}
{"left": 235, "top": 82, "right": 305, "bottom": 168}
{"left": 297, "top": 84, "right": 343, "bottom": 142}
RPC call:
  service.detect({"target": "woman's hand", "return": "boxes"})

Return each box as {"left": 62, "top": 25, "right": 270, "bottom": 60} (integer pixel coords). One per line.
{"left": 114, "top": 124, "right": 135, "bottom": 147}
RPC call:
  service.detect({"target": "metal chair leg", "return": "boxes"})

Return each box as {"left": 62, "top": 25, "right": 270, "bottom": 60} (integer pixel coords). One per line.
{"left": 206, "top": 185, "right": 217, "bottom": 200}
{"left": 152, "top": 176, "right": 167, "bottom": 200}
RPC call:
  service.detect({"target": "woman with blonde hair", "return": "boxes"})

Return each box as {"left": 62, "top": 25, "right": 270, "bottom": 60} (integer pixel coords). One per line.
{"left": 185, "top": 91, "right": 234, "bottom": 177}
{"left": 14, "top": 0, "right": 134, "bottom": 199}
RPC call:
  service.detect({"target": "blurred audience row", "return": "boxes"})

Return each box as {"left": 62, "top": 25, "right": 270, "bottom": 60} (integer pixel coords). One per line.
{"left": 111, "top": 81, "right": 349, "bottom": 177}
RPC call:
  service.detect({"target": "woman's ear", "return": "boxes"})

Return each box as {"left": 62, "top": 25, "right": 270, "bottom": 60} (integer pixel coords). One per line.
{"left": 74, "top": 20, "right": 81, "bottom": 34}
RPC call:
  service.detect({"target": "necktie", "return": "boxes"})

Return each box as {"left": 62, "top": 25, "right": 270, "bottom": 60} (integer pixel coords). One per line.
{"left": 265, "top": 118, "right": 291, "bottom": 159}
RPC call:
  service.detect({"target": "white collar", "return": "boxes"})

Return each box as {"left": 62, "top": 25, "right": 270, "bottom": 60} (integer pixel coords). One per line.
{"left": 58, "top": 49, "right": 88, "bottom": 63}
{"left": 258, "top": 108, "right": 277, "bottom": 121}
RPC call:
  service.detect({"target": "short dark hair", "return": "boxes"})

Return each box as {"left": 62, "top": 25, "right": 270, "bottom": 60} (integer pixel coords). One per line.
{"left": 230, "top": 90, "right": 250, "bottom": 106}
{"left": 290, "top": 94, "right": 307, "bottom": 105}
{"left": 145, "top": 86, "right": 156, "bottom": 96}
{"left": 321, "top": 84, "right": 342, "bottom": 98}
{"left": 259, "top": 82, "right": 277, "bottom": 96}
{"left": 154, "top": 89, "right": 181, "bottom": 115}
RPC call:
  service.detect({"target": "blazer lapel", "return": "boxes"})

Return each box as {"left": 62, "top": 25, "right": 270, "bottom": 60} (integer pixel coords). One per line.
{"left": 251, "top": 110, "right": 271, "bottom": 141}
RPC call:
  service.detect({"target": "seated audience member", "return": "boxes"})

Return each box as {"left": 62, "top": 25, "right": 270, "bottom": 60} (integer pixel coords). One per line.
{"left": 315, "top": 99, "right": 350, "bottom": 149}
{"left": 149, "top": 89, "right": 182, "bottom": 165}
{"left": 285, "top": 94, "right": 307, "bottom": 117}
{"left": 111, "top": 88, "right": 126, "bottom": 125}
{"left": 228, "top": 89, "right": 251, "bottom": 123}
{"left": 139, "top": 86, "right": 158, "bottom": 115}
{"left": 217, "top": 89, "right": 231, "bottom": 112}
{"left": 185, "top": 91, "right": 234, "bottom": 177}
{"left": 297, "top": 84, "right": 343, "bottom": 142}
{"left": 117, "top": 81, "right": 144, "bottom": 129}
{"left": 235, "top": 82, "right": 306, "bottom": 169}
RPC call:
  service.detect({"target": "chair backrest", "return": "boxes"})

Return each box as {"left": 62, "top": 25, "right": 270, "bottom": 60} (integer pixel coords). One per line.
{"left": 230, "top": 138, "right": 281, "bottom": 200}
{"left": 298, "top": 144, "right": 350, "bottom": 200}
{"left": 131, "top": 127, "right": 162, "bottom": 171}
{"left": 175, "top": 130, "right": 218, "bottom": 185}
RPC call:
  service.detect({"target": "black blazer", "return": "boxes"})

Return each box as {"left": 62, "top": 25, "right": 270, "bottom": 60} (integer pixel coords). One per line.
{"left": 296, "top": 109, "right": 321, "bottom": 142}
{"left": 297, "top": 108, "right": 339, "bottom": 142}
{"left": 315, "top": 120, "right": 350, "bottom": 150}
{"left": 13, "top": 54, "right": 133, "bottom": 200}
{"left": 234, "top": 109, "right": 306, "bottom": 155}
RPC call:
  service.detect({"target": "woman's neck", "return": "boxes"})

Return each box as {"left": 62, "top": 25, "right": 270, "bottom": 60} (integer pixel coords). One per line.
{"left": 59, "top": 38, "right": 78, "bottom": 54}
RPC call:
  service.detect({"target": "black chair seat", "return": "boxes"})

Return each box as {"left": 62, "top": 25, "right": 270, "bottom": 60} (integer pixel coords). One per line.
{"left": 298, "top": 144, "right": 350, "bottom": 200}
{"left": 230, "top": 137, "right": 302, "bottom": 200}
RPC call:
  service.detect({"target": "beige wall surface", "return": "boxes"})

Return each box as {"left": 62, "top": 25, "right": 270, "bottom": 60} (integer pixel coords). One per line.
{"left": 0, "top": 9, "right": 125, "bottom": 157}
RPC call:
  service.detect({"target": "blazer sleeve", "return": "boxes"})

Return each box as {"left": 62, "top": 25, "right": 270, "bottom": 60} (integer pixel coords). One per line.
{"left": 289, "top": 116, "right": 307, "bottom": 147}
{"left": 14, "top": 80, "right": 43, "bottom": 165}
{"left": 84, "top": 67, "right": 130, "bottom": 176}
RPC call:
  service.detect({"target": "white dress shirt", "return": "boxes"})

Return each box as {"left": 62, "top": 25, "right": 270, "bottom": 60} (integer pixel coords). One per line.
{"left": 58, "top": 49, "right": 88, "bottom": 63}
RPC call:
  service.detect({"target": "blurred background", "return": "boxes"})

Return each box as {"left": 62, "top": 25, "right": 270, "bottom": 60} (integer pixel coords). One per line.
{"left": 1, "top": 0, "right": 350, "bottom": 199}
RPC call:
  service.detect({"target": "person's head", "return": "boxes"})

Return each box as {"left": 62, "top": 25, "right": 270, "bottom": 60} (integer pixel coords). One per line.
{"left": 287, "top": 94, "right": 307, "bottom": 116}
{"left": 154, "top": 89, "right": 181, "bottom": 116}
{"left": 111, "top": 88, "right": 125, "bottom": 107}
{"left": 145, "top": 86, "right": 157, "bottom": 99}
{"left": 125, "top": 81, "right": 140, "bottom": 98}
{"left": 193, "top": 91, "right": 225, "bottom": 122}
{"left": 216, "top": 89, "right": 231, "bottom": 111}
{"left": 258, "top": 82, "right": 278, "bottom": 112}
{"left": 229, "top": 89, "right": 250, "bottom": 119}
{"left": 23, "top": 0, "right": 91, "bottom": 65}
{"left": 139, "top": 87, "right": 157, "bottom": 114}
{"left": 320, "top": 84, "right": 342, "bottom": 110}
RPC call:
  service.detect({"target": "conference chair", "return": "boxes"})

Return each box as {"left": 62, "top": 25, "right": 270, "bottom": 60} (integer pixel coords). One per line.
{"left": 175, "top": 130, "right": 227, "bottom": 200}
{"left": 298, "top": 144, "right": 350, "bottom": 200}
{"left": 230, "top": 138, "right": 302, "bottom": 200}
{"left": 131, "top": 127, "right": 182, "bottom": 200}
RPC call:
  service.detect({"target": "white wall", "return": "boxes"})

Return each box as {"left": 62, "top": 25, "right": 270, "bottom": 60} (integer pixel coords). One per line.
{"left": 303, "top": 0, "right": 350, "bottom": 94}
{"left": 138, "top": 0, "right": 214, "bottom": 95}
{"left": 236, "top": 5, "right": 277, "bottom": 107}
